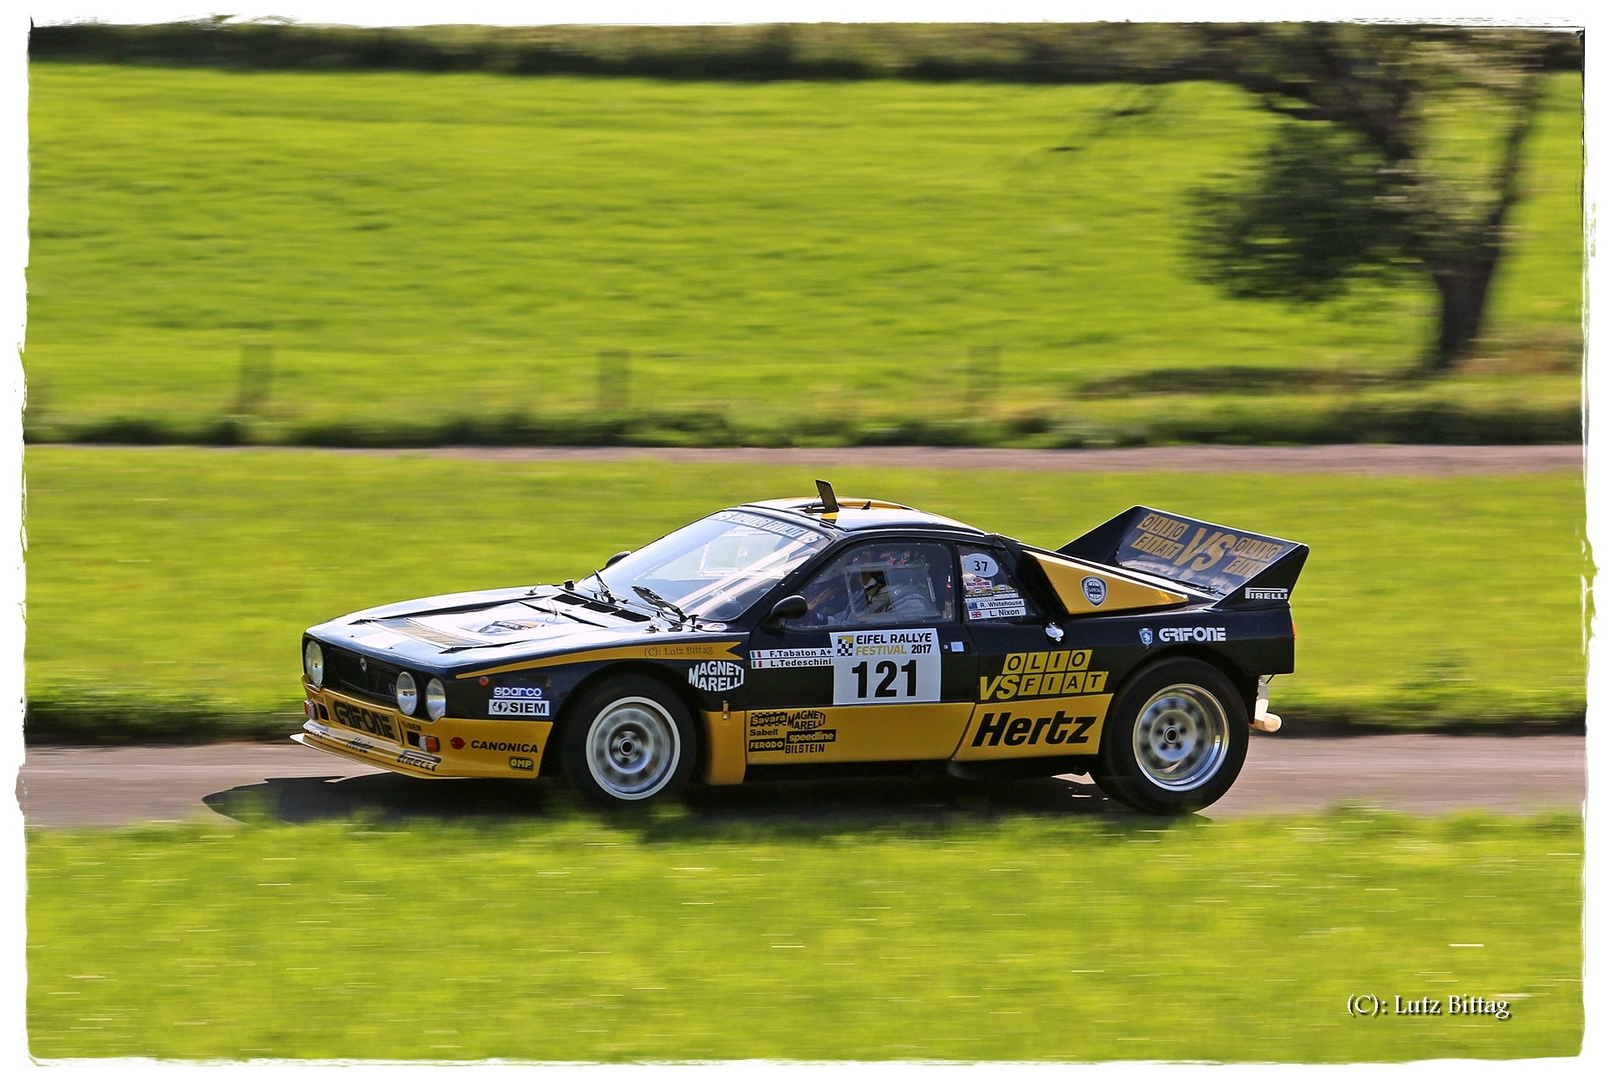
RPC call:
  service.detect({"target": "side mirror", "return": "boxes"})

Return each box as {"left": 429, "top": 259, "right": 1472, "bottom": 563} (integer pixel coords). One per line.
{"left": 762, "top": 594, "right": 808, "bottom": 629}
{"left": 604, "top": 550, "right": 632, "bottom": 568}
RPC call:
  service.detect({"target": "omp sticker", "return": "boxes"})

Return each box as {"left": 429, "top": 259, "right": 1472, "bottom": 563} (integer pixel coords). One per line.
{"left": 489, "top": 699, "right": 550, "bottom": 716}
{"left": 749, "top": 648, "right": 832, "bottom": 669}
{"left": 509, "top": 756, "right": 535, "bottom": 772}
{"left": 689, "top": 660, "right": 745, "bottom": 692}
{"left": 830, "top": 628, "right": 940, "bottom": 705}
{"left": 966, "top": 594, "right": 1027, "bottom": 620}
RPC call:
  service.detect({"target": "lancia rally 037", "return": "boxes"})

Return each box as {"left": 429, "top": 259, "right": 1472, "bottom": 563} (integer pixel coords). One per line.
{"left": 295, "top": 481, "right": 1305, "bottom": 813}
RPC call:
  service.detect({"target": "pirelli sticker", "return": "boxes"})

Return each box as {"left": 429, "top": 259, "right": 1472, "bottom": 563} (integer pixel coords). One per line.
{"left": 978, "top": 649, "right": 1109, "bottom": 703}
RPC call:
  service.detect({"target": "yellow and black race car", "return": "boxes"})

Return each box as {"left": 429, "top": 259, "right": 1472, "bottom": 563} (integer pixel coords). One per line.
{"left": 295, "top": 481, "right": 1305, "bottom": 814}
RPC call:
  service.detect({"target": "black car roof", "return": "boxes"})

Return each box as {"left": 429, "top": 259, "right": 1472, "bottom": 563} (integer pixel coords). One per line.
{"left": 743, "top": 498, "right": 988, "bottom": 536}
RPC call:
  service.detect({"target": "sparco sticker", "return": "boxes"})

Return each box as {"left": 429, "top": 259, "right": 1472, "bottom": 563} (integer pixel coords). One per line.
{"left": 689, "top": 660, "right": 745, "bottom": 692}
{"left": 831, "top": 628, "right": 940, "bottom": 705}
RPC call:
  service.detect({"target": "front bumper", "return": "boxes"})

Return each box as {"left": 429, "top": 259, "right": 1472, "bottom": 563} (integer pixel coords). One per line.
{"left": 298, "top": 684, "right": 555, "bottom": 779}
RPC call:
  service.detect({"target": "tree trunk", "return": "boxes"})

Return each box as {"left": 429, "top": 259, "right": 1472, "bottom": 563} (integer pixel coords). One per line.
{"left": 1428, "top": 258, "right": 1499, "bottom": 371}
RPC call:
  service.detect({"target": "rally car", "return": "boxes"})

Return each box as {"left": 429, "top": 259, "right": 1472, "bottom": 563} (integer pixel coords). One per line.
{"left": 295, "top": 481, "right": 1305, "bottom": 814}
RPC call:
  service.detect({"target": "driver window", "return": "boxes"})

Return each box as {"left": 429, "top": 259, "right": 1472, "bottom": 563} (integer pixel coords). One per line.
{"left": 797, "top": 541, "right": 955, "bottom": 629}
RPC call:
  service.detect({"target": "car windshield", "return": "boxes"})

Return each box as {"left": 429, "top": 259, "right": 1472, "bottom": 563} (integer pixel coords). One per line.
{"left": 593, "top": 509, "right": 829, "bottom": 621}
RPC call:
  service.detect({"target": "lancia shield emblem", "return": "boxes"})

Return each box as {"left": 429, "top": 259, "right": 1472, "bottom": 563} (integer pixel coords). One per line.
{"left": 1139, "top": 628, "right": 1154, "bottom": 647}
{"left": 1082, "top": 576, "right": 1107, "bottom": 606}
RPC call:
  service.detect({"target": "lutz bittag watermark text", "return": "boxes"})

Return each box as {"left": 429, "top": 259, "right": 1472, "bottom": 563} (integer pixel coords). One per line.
{"left": 1347, "top": 994, "right": 1512, "bottom": 1019}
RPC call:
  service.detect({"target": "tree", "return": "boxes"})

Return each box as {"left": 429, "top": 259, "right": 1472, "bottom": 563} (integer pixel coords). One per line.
{"left": 1181, "top": 25, "right": 1579, "bottom": 370}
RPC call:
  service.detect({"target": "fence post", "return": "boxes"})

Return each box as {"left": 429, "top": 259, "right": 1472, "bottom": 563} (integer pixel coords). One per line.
{"left": 236, "top": 344, "right": 273, "bottom": 414}
{"left": 597, "top": 349, "right": 629, "bottom": 412}
{"left": 968, "top": 345, "right": 999, "bottom": 403}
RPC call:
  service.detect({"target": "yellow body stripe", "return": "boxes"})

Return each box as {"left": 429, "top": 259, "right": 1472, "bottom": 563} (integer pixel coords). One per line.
{"left": 1026, "top": 551, "right": 1187, "bottom": 615}
{"left": 702, "top": 710, "right": 747, "bottom": 785}
{"left": 456, "top": 640, "right": 743, "bottom": 679}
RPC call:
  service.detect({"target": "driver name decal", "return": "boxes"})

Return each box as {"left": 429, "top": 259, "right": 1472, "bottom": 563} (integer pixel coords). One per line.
{"left": 830, "top": 628, "right": 940, "bottom": 705}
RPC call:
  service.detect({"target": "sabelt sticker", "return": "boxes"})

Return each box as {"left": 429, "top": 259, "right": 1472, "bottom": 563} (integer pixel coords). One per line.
{"left": 831, "top": 628, "right": 940, "bottom": 705}
{"left": 689, "top": 660, "right": 745, "bottom": 692}
{"left": 749, "top": 648, "right": 832, "bottom": 669}
{"left": 1081, "top": 576, "right": 1107, "bottom": 606}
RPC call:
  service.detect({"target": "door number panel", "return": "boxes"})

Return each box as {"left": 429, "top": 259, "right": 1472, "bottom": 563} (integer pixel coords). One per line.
{"left": 831, "top": 628, "right": 941, "bottom": 705}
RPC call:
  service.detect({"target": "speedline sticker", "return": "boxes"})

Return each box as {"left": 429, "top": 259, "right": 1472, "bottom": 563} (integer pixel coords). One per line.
{"left": 830, "top": 628, "right": 940, "bottom": 705}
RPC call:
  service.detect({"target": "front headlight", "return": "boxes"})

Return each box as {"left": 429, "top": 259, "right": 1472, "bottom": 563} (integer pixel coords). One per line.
{"left": 396, "top": 671, "right": 418, "bottom": 715}
{"left": 426, "top": 678, "right": 447, "bottom": 721}
{"left": 303, "top": 641, "right": 324, "bottom": 687}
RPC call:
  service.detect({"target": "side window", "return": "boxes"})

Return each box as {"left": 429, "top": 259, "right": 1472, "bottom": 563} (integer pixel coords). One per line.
{"left": 960, "top": 546, "right": 1038, "bottom": 622}
{"left": 797, "top": 541, "right": 956, "bottom": 629}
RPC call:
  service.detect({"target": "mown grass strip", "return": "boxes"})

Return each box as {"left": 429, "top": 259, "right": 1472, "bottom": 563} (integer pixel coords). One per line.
{"left": 26, "top": 810, "right": 1583, "bottom": 1061}
{"left": 21, "top": 447, "right": 1586, "bottom": 740}
{"left": 24, "top": 66, "right": 1582, "bottom": 447}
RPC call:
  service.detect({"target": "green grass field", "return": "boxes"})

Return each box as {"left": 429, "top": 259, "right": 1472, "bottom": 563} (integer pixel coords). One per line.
{"left": 26, "top": 810, "right": 1583, "bottom": 1061}
{"left": 24, "top": 65, "right": 1583, "bottom": 447}
{"left": 22, "top": 447, "right": 1586, "bottom": 740}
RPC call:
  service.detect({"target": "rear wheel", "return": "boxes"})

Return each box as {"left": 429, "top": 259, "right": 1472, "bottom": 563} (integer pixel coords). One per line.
{"left": 1094, "top": 658, "right": 1248, "bottom": 814}
{"left": 560, "top": 676, "right": 698, "bottom": 808}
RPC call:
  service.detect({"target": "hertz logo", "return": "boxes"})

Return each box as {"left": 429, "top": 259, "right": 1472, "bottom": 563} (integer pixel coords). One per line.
{"left": 971, "top": 710, "right": 1095, "bottom": 748}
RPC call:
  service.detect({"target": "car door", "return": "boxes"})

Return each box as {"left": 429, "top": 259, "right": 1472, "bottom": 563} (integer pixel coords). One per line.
{"left": 743, "top": 538, "right": 973, "bottom": 764}
{"left": 954, "top": 543, "right": 1112, "bottom": 762}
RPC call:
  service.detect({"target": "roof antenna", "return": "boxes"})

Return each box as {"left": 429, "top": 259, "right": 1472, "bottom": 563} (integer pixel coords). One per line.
{"left": 814, "top": 478, "right": 839, "bottom": 514}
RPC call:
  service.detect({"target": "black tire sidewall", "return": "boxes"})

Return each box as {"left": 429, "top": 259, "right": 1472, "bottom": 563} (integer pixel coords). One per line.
{"left": 1097, "top": 657, "right": 1249, "bottom": 814}
{"left": 560, "top": 675, "right": 699, "bottom": 808}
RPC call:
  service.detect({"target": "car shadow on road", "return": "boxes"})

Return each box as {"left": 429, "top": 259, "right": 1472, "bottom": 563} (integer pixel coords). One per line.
{"left": 202, "top": 771, "right": 1145, "bottom": 828}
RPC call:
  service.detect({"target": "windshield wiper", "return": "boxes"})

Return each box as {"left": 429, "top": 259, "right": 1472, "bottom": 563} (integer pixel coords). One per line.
{"left": 633, "top": 586, "right": 691, "bottom": 626}
{"left": 580, "top": 570, "right": 624, "bottom": 607}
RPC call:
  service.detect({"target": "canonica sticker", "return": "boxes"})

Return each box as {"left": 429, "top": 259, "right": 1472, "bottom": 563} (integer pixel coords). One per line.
{"left": 830, "top": 628, "right": 940, "bottom": 705}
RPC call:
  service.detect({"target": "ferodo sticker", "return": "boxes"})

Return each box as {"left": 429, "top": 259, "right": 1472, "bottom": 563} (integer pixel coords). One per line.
{"left": 978, "top": 650, "right": 1110, "bottom": 702}
{"left": 831, "top": 629, "right": 940, "bottom": 705}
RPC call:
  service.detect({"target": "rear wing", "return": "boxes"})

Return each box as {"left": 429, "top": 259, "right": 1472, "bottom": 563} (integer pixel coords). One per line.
{"left": 1058, "top": 506, "right": 1307, "bottom": 604}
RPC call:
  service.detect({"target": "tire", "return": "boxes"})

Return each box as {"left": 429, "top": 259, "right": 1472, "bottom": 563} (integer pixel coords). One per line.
{"left": 1094, "top": 658, "right": 1249, "bottom": 814}
{"left": 560, "top": 675, "right": 699, "bottom": 808}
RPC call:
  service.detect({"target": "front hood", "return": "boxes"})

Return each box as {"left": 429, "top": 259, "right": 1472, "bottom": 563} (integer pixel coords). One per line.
{"left": 307, "top": 586, "right": 701, "bottom": 669}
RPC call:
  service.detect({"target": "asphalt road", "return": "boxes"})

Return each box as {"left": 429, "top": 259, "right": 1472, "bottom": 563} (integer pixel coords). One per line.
{"left": 15, "top": 734, "right": 1584, "bottom": 828}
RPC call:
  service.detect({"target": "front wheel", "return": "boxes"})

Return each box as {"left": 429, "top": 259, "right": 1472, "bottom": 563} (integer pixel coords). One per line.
{"left": 560, "top": 676, "right": 699, "bottom": 808}
{"left": 1093, "top": 658, "right": 1248, "bottom": 814}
